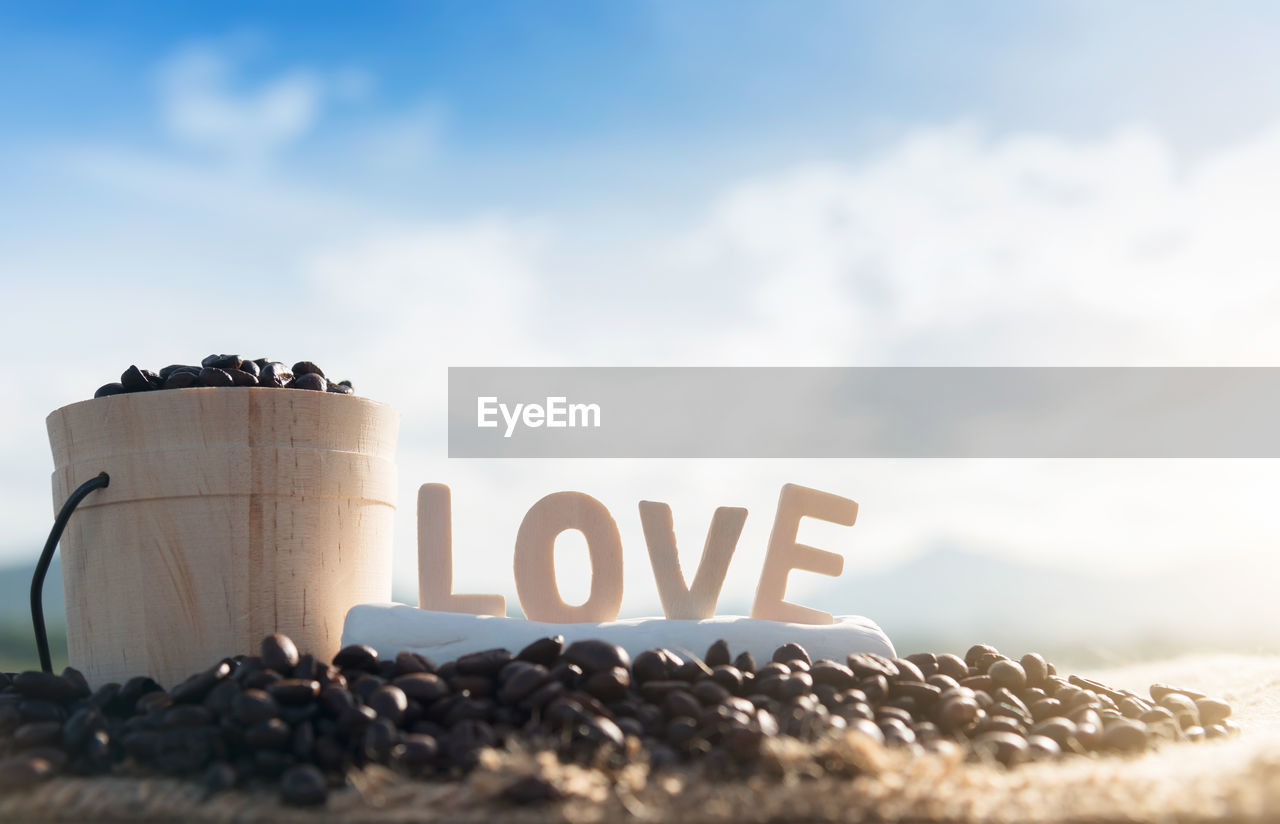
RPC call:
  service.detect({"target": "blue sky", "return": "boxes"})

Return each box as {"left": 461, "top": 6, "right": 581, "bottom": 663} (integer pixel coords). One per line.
{"left": 7, "top": 1, "right": 1280, "bottom": 211}
{"left": 2, "top": 2, "right": 1280, "bottom": 625}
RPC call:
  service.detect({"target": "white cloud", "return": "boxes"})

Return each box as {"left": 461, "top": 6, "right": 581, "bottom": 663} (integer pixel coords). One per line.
{"left": 9, "top": 113, "right": 1280, "bottom": 623}
{"left": 157, "top": 42, "right": 324, "bottom": 162}
{"left": 356, "top": 105, "right": 444, "bottom": 171}
{"left": 681, "top": 122, "right": 1280, "bottom": 366}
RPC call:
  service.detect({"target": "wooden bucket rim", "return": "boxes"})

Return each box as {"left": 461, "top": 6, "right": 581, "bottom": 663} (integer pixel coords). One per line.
{"left": 47, "top": 385, "right": 398, "bottom": 425}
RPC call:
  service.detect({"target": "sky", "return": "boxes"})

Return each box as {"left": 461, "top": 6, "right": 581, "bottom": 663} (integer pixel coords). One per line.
{"left": 2, "top": 2, "right": 1280, "bottom": 628}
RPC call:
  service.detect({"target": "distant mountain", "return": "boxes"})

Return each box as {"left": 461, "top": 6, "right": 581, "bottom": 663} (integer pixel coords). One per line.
{"left": 0, "top": 555, "right": 63, "bottom": 626}
{"left": 802, "top": 544, "right": 1279, "bottom": 660}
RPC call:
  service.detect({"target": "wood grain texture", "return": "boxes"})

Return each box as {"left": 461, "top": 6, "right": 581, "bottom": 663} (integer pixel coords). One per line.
{"left": 513, "top": 491, "right": 623, "bottom": 623}
{"left": 45, "top": 388, "right": 399, "bottom": 687}
{"left": 639, "top": 501, "right": 746, "bottom": 619}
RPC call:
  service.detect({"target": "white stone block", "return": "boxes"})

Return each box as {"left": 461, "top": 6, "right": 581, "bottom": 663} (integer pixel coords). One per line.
{"left": 341, "top": 604, "right": 895, "bottom": 663}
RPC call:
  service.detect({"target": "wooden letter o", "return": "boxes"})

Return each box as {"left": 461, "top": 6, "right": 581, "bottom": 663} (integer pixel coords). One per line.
{"left": 514, "top": 491, "right": 624, "bottom": 623}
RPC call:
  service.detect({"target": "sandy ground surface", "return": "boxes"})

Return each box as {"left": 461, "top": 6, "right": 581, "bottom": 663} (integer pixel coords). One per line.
{"left": 2, "top": 653, "right": 1278, "bottom": 823}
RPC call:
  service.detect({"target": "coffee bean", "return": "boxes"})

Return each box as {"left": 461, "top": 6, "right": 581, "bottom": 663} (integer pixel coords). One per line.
{"left": 1, "top": 632, "right": 1239, "bottom": 796}
{"left": 857, "top": 674, "right": 889, "bottom": 703}
{"left": 163, "top": 705, "right": 213, "bottom": 729}
{"left": 773, "top": 642, "right": 810, "bottom": 666}
{"left": 1026, "top": 733, "right": 1061, "bottom": 759}
{"left": 1159, "top": 693, "right": 1201, "bottom": 728}
{"left": 932, "top": 653, "right": 966, "bottom": 680}
{"left": 60, "top": 707, "right": 104, "bottom": 753}
{"left": 266, "top": 679, "right": 320, "bottom": 706}
{"left": 891, "top": 658, "right": 925, "bottom": 683}
{"left": 393, "top": 672, "right": 450, "bottom": 705}
{"left": 245, "top": 718, "right": 291, "bottom": 750}
{"left": 1030, "top": 697, "right": 1064, "bottom": 722}
{"left": 159, "top": 364, "right": 195, "bottom": 380}
{"left": 232, "top": 689, "right": 279, "bottom": 726}
{"left": 163, "top": 371, "right": 198, "bottom": 389}
{"left": 292, "top": 361, "right": 325, "bottom": 378}
{"left": 202, "top": 354, "right": 243, "bottom": 370}
{"left": 988, "top": 659, "right": 1027, "bottom": 690}
{"left": 393, "top": 733, "right": 439, "bottom": 772}
{"left": 516, "top": 636, "right": 563, "bottom": 667}
{"left": 59, "top": 667, "right": 91, "bottom": 701}
{"left": 456, "top": 648, "right": 514, "bottom": 678}
{"left": 1101, "top": 718, "right": 1148, "bottom": 753}
{"left": 288, "top": 373, "right": 326, "bottom": 391}
{"left": 363, "top": 717, "right": 397, "bottom": 764}
{"left": 368, "top": 685, "right": 409, "bottom": 724}
{"left": 333, "top": 644, "right": 380, "bottom": 672}
{"left": 447, "top": 719, "right": 496, "bottom": 766}
{"left": 584, "top": 667, "right": 631, "bottom": 703}
{"left": 928, "top": 674, "right": 960, "bottom": 691}
{"left": 631, "top": 650, "right": 671, "bottom": 683}
{"left": 664, "top": 690, "right": 702, "bottom": 720}
{"left": 960, "top": 674, "right": 994, "bottom": 693}
{"left": 497, "top": 663, "right": 549, "bottom": 704}
{"left": 227, "top": 369, "right": 258, "bottom": 386}
{"left": 706, "top": 639, "right": 731, "bottom": 667}
{"left": 1020, "top": 653, "right": 1049, "bottom": 686}
{"left": 1196, "top": 697, "right": 1231, "bottom": 725}
{"left": 250, "top": 636, "right": 293, "bottom": 675}
{"left": 393, "top": 651, "right": 435, "bottom": 676}
{"left": 564, "top": 639, "right": 630, "bottom": 674}
{"left": 197, "top": 367, "right": 234, "bottom": 387}
{"left": 259, "top": 362, "right": 293, "bottom": 388}
{"left": 972, "top": 730, "right": 1029, "bottom": 766}
{"left": 1150, "top": 683, "right": 1207, "bottom": 702}
{"left": 935, "top": 694, "right": 980, "bottom": 732}
{"left": 710, "top": 665, "right": 744, "bottom": 694}
{"left": 12, "top": 671, "right": 83, "bottom": 704}
{"left": 894, "top": 681, "right": 942, "bottom": 706}
{"left": 847, "top": 653, "right": 897, "bottom": 681}
{"left": 96, "top": 355, "right": 360, "bottom": 399}
{"left": 692, "top": 679, "right": 731, "bottom": 706}
{"left": 878, "top": 717, "right": 916, "bottom": 747}
{"left": 280, "top": 763, "right": 328, "bottom": 806}
{"left": 811, "top": 660, "right": 856, "bottom": 690}
{"left": 111, "top": 676, "right": 163, "bottom": 715}
{"left": 965, "top": 644, "right": 1000, "bottom": 668}
{"left": 170, "top": 662, "right": 232, "bottom": 704}
{"left": 121, "top": 365, "right": 158, "bottom": 392}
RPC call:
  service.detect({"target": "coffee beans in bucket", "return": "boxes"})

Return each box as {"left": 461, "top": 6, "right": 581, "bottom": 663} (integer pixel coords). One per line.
{"left": 92, "top": 355, "right": 355, "bottom": 399}
{"left": 0, "top": 639, "right": 1237, "bottom": 806}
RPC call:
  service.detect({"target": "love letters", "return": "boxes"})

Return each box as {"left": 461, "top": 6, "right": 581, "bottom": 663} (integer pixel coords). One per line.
{"left": 417, "top": 482, "right": 858, "bottom": 625}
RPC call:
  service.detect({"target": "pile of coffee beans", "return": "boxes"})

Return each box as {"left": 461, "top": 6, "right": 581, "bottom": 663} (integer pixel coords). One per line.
{"left": 93, "top": 355, "right": 355, "bottom": 399}
{"left": 0, "top": 639, "right": 1237, "bottom": 806}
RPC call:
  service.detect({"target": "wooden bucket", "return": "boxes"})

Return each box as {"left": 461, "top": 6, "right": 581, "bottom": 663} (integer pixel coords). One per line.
{"left": 46, "top": 388, "right": 398, "bottom": 686}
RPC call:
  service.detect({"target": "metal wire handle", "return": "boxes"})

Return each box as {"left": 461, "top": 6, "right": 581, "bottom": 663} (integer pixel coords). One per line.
{"left": 31, "top": 472, "right": 110, "bottom": 673}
